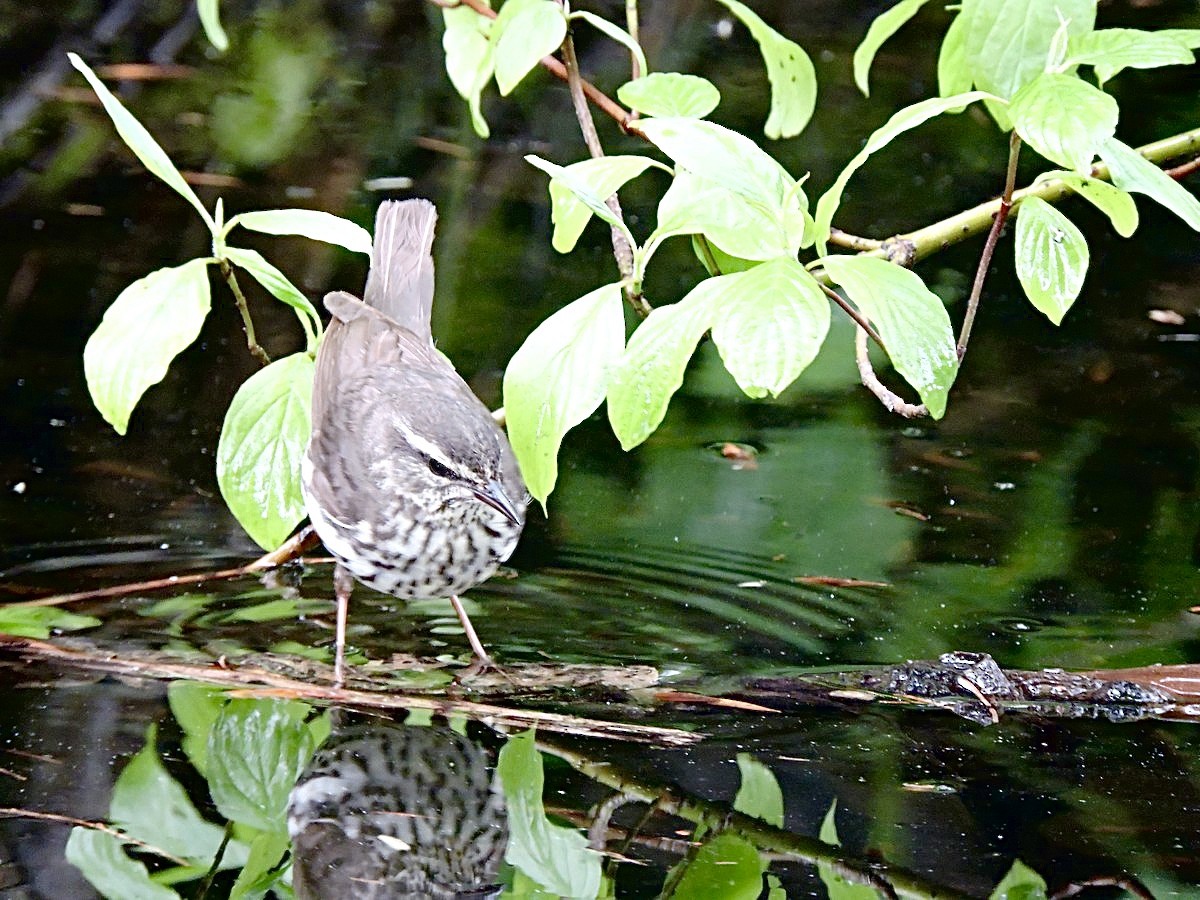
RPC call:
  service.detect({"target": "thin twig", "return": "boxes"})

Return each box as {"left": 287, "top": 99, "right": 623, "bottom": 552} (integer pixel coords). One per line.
{"left": 1165, "top": 154, "right": 1200, "bottom": 180}
{"left": 195, "top": 821, "right": 234, "bottom": 899}
{"left": 625, "top": 0, "right": 642, "bottom": 80}
{"left": 956, "top": 131, "right": 1021, "bottom": 361}
{"left": 0, "top": 807, "right": 191, "bottom": 866}
{"left": 828, "top": 228, "right": 885, "bottom": 252}
{"left": 819, "top": 281, "right": 885, "bottom": 350}
{"left": 219, "top": 260, "right": 270, "bottom": 367}
{"left": 561, "top": 29, "right": 649, "bottom": 316}
{"left": 855, "top": 326, "right": 927, "bottom": 418}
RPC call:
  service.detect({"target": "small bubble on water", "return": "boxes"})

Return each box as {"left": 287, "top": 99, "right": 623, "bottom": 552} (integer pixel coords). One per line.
{"left": 12, "top": 482, "right": 25, "bottom": 494}
{"left": 993, "top": 481, "right": 1016, "bottom": 491}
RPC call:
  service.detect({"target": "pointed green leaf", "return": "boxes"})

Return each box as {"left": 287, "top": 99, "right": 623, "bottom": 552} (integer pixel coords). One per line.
{"left": 229, "top": 829, "right": 290, "bottom": 900}
{"left": 817, "top": 800, "right": 878, "bottom": 900}
{"left": 733, "top": 753, "right": 784, "bottom": 827}
{"left": 503, "top": 283, "right": 626, "bottom": 508}
{"left": 223, "top": 246, "right": 320, "bottom": 348}
{"left": 710, "top": 258, "right": 830, "bottom": 398}
{"left": 493, "top": 0, "right": 566, "bottom": 96}
{"left": 225, "top": 208, "right": 371, "bottom": 255}
{"left": 66, "top": 829, "right": 181, "bottom": 900}
{"left": 68, "top": 54, "right": 213, "bottom": 229}
{"left": 84, "top": 259, "right": 213, "bottom": 435}
{"left": 618, "top": 73, "right": 720, "bottom": 119}
{"left": 1010, "top": 73, "right": 1117, "bottom": 174}
{"left": 937, "top": 13, "right": 973, "bottom": 97}
{"left": 713, "top": 0, "right": 816, "bottom": 138}
{"left": 0, "top": 604, "right": 100, "bottom": 638}
{"left": 1098, "top": 137, "right": 1200, "bottom": 231}
{"left": 168, "top": 682, "right": 227, "bottom": 777}
{"left": 443, "top": 4, "right": 495, "bottom": 138}
{"left": 813, "top": 91, "right": 994, "bottom": 254}
{"left": 821, "top": 255, "right": 959, "bottom": 418}
{"left": 571, "top": 11, "right": 647, "bottom": 78}
{"left": 989, "top": 859, "right": 1048, "bottom": 900}
{"left": 540, "top": 156, "right": 663, "bottom": 253}
{"left": 525, "top": 154, "right": 633, "bottom": 245}
{"left": 1035, "top": 171, "right": 1138, "bottom": 237}
{"left": 1014, "top": 196, "right": 1089, "bottom": 325}
{"left": 198, "top": 0, "right": 229, "bottom": 52}
{"left": 854, "top": 0, "right": 930, "bottom": 97}
{"left": 216, "top": 352, "right": 314, "bottom": 551}
{"left": 1069, "top": 28, "right": 1195, "bottom": 85}
{"left": 670, "top": 833, "right": 764, "bottom": 900}
{"left": 498, "top": 731, "right": 602, "bottom": 898}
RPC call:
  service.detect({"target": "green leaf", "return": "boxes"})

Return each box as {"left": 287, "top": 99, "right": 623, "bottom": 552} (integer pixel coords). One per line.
{"left": 1009, "top": 73, "right": 1117, "bottom": 174}
{"left": 813, "top": 91, "right": 994, "bottom": 255}
{"left": 733, "top": 753, "right": 784, "bottom": 827}
{"left": 443, "top": 4, "right": 495, "bottom": 138}
{"left": 493, "top": 0, "right": 567, "bottom": 96}
{"left": 197, "top": 0, "right": 229, "bottom": 52}
{"left": 571, "top": 11, "right": 647, "bottom": 78}
{"left": 820, "top": 255, "right": 959, "bottom": 418}
{"left": 606, "top": 280, "right": 722, "bottom": 450}
{"left": 67, "top": 54, "right": 212, "bottom": 229}
{"left": 84, "top": 259, "right": 213, "bottom": 435}
{"left": 168, "top": 682, "right": 227, "bottom": 777}
{"left": 709, "top": 258, "right": 830, "bottom": 398}
{"left": 1098, "top": 137, "right": 1200, "bottom": 231}
{"left": 669, "top": 833, "right": 764, "bottom": 900}
{"left": 525, "top": 154, "right": 634, "bottom": 246}
{"left": 223, "top": 246, "right": 320, "bottom": 349}
{"left": 817, "top": 800, "right": 878, "bottom": 900}
{"left": 0, "top": 604, "right": 100, "bottom": 638}
{"left": 937, "top": 13, "right": 973, "bottom": 97}
{"left": 692, "top": 236, "right": 760, "bottom": 276}
{"left": 655, "top": 171, "right": 800, "bottom": 261}
{"left": 765, "top": 873, "right": 787, "bottom": 900}
{"left": 989, "top": 859, "right": 1048, "bottom": 900}
{"left": 206, "top": 698, "right": 318, "bottom": 832}
{"left": 1069, "top": 28, "right": 1195, "bottom": 85}
{"left": 66, "top": 829, "right": 181, "bottom": 900}
{"left": 712, "top": 0, "right": 816, "bottom": 138}
{"left": 498, "top": 731, "right": 602, "bottom": 898}
{"left": 229, "top": 829, "right": 290, "bottom": 900}
{"left": 216, "top": 352, "right": 314, "bottom": 551}
{"left": 853, "top": 0, "right": 931, "bottom": 97}
{"left": 225, "top": 208, "right": 371, "bottom": 255}
{"left": 1034, "top": 171, "right": 1138, "bottom": 237}
{"left": 1014, "top": 196, "right": 1089, "bottom": 325}
{"left": 504, "top": 284, "right": 625, "bottom": 508}
{"left": 539, "top": 155, "right": 663, "bottom": 253}
{"left": 618, "top": 73, "right": 720, "bottom": 119}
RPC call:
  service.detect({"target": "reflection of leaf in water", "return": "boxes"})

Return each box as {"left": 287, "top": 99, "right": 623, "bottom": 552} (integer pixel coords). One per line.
{"left": 817, "top": 799, "right": 877, "bottom": 900}
{"left": 668, "top": 832, "right": 764, "bottom": 900}
{"left": 989, "top": 858, "right": 1048, "bottom": 900}
{"left": 0, "top": 604, "right": 99, "bottom": 638}
{"left": 733, "top": 753, "right": 784, "bottom": 827}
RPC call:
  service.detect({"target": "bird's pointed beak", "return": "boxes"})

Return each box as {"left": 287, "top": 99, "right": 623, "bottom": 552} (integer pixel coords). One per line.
{"left": 472, "top": 479, "right": 522, "bottom": 526}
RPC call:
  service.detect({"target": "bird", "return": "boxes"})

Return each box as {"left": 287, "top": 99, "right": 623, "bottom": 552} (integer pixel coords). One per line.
{"left": 287, "top": 722, "right": 508, "bottom": 898}
{"left": 302, "top": 199, "right": 527, "bottom": 683}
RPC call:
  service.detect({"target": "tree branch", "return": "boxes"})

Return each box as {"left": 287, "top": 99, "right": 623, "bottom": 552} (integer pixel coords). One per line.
{"left": 219, "top": 260, "right": 270, "bottom": 367}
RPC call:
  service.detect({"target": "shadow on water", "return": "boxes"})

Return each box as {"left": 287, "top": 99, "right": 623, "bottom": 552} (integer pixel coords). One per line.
{"left": 0, "top": 0, "right": 1199, "bottom": 896}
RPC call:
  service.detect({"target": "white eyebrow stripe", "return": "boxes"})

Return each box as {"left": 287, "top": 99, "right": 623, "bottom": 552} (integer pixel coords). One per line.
{"left": 394, "top": 422, "right": 475, "bottom": 481}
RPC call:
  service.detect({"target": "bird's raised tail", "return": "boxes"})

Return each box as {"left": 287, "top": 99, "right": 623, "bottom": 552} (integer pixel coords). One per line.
{"left": 363, "top": 199, "right": 437, "bottom": 343}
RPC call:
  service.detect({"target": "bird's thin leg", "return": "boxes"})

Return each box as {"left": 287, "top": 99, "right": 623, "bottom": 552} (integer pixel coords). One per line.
{"left": 333, "top": 563, "right": 354, "bottom": 686}
{"left": 450, "top": 594, "right": 494, "bottom": 669}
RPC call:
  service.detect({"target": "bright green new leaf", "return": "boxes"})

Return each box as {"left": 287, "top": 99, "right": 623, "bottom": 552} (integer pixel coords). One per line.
{"left": 618, "top": 73, "right": 720, "bottom": 119}
{"left": 1159, "top": 29, "right": 1200, "bottom": 50}
{"left": 1009, "top": 73, "right": 1117, "bottom": 174}
{"left": 68, "top": 54, "right": 213, "bottom": 229}
{"left": 1014, "top": 196, "right": 1089, "bottom": 325}
{"left": 0, "top": 605, "right": 100, "bottom": 638}
{"left": 817, "top": 800, "right": 878, "bottom": 900}
{"left": 216, "top": 352, "right": 314, "bottom": 551}
{"left": 571, "top": 11, "right": 647, "bottom": 78}
{"left": 937, "top": 13, "right": 973, "bottom": 97}
{"left": 1035, "top": 171, "right": 1138, "bottom": 237}
{"left": 443, "top": 4, "right": 495, "bottom": 138}
{"left": 525, "top": 154, "right": 634, "bottom": 247}
{"left": 989, "top": 859, "right": 1049, "bottom": 900}
{"left": 229, "top": 829, "right": 290, "bottom": 900}
{"left": 541, "top": 156, "right": 663, "bottom": 253}
{"left": 223, "top": 246, "right": 320, "bottom": 349}
{"left": 710, "top": 258, "right": 830, "bottom": 398}
{"left": 813, "top": 91, "right": 994, "bottom": 254}
{"left": 84, "top": 258, "right": 213, "bottom": 435}
{"left": 198, "top": 0, "right": 228, "bottom": 52}
{"left": 733, "top": 753, "right": 784, "bottom": 827}
{"left": 168, "top": 682, "right": 227, "bottom": 777}
{"left": 65, "top": 829, "right": 181, "bottom": 900}
{"left": 498, "top": 731, "right": 602, "bottom": 898}
{"left": 853, "top": 0, "right": 931, "bottom": 96}
{"left": 503, "top": 283, "right": 626, "bottom": 508}
{"left": 493, "top": 0, "right": 567, "bottom": 96}
{"left": 669, "top": 833, "right": 765, "bottom": 900}
{"left": 692, "top": 236, "right": 760, "bottom": 276}
{"left": 1069, "top": 28, "right": 1195, "bottom": 85}
{"left": 821, "top": 255, "right": 959, "bottom": 418}
{"left": 206, "top": 698, "right": 318, "bottom": 832}
{"left": 226, "top": 208, "right": 372, "bottom": 255}
{"left": 713, "top": 0, "right": 816, "bottom": 138}
{"left": 606, "top": 279, "right": 723, "bottom": 450}
{"left": 1099, "top": 137, "right": 1200, "bottom": 231}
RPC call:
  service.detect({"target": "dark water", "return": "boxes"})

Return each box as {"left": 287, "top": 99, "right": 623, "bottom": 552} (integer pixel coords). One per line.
{"left": 1, "top": 1, "right": 1200, "bottom": 897}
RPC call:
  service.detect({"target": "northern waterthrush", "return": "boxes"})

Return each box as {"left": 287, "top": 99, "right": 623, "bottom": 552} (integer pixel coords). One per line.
{"left": 302, "top": 200, "right": 527, "bottom": 682}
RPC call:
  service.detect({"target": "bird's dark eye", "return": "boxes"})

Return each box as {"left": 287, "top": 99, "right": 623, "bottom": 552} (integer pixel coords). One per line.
{"left": 426, "top": 457, "right": 457, "bottom": 480}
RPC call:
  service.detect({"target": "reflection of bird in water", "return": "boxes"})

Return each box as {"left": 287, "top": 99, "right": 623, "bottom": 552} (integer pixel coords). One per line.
{"left": 287, "top": 723, "right": 507, "bottom": 899}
